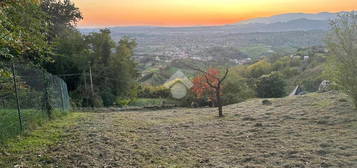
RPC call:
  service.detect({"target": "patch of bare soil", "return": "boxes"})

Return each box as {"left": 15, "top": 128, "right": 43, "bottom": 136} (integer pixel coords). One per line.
{"left": 20, "top": 92, "right": 357, "bottom": 167}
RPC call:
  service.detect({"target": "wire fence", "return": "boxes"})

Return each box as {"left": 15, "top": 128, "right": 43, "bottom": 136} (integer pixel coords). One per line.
{"left": 0, "top": 62, "right": 71, "bottom": 142}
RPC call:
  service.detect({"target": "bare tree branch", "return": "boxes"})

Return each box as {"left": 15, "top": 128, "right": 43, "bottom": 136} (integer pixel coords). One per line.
{"left": 218, "top": 68, "right": 229, "bottom": 84}
{"left": 204, "top": 74, "right": 218, "bottom": 89}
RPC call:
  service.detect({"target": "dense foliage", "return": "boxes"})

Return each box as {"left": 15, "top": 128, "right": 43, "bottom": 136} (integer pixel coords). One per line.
{"left": 0, "top": 0, "right": 51, "bottom": 64}
{"left": 191, "top": 68, "right": 220, "bottom": 101}
{"left": 256, "top": 72, "right": 286, "bottom": 98}
{"left": 187, "top": 45, "right": 329, "bottom": 106}
{"left": 45, "top": 29, "right": 138, "bottom": 107}
{"left": 0, "top": 0, "right": 139, "bottom": 107}
{"left": 327, "top": 12, "right": 357, "bottom": 108}
{"left": 137, "top": 85, "right": 170, "bottom": 99}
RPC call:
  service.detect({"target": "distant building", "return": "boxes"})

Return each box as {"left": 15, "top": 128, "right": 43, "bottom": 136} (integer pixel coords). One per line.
{"left": 240, "top": 58, "right": 252, "bottom": 64}
{"left": 230, "top": 59, "right": 239, "bottom": 64}
{"left": 292, "top": 56, "right": 301, "bottom": 59}
{"left": 163, "top": 71, "right": 193, "bottom": 99}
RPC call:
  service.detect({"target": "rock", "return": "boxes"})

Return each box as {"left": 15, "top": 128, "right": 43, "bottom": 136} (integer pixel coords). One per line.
{"left": 191, "top": 102, "right": 198, "bottom": 108}
{"left": 254, "top": 123, "right": 263, "bottom": 127}
{"left": 318, "top": 80, "right": 331, "bottom": 92}
{"left": 262, "top": 100, "right": 272, "bottom": 105}
{"left": 242, "top": 117, "right": 256, "bottom": 121}
{"left": 1, "top": 151, "right": 10, "bottom": 156}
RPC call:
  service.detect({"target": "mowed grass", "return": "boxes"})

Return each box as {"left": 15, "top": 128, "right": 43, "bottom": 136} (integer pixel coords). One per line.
{"left": 1, "top": 92, "right": 356, "bottom": 167}
{"left": 0, "top": 109, "right": 68, "bottom": 142}
{"left": 129, "top": 98, "right": 165, "bottom": 107}
{"left": 129, "top": 98, "right": 178, "bottom": 107}
{"left": 100, "top": 92, "right": 357, "bottom": 168}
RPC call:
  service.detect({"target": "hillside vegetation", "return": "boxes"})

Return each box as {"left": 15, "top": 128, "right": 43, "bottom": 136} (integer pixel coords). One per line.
{"left": 1, "top": 92, "right": 356, "bottom": 167}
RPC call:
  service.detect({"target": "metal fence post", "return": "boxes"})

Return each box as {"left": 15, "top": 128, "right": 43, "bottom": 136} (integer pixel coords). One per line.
{"left": 59, "top": 81, "right": 65, "bottom": 112}
{"left": 42, "top": 71, "right": 52, "bottom": 119}
{"left": 11, "top": 63, "right": 23, "bottom": 131}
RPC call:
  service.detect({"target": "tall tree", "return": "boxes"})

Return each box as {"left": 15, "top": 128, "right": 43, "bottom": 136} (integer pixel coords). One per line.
{"left": 40, "top": 0, "right": 84, "bottom": 91}
{"left": 0, "top": 0, "right": 51, "bottom": 64}
{"left": 327, "top": 12, "right": 357, "bottom": 108}
{"left": 40, "top": 0, "right": 82, "bottom": 41}
{"left": 110, "top": 37, "right": 138, "bottom": 98}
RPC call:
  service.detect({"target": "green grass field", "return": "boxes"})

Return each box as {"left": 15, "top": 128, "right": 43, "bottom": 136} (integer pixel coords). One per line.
{"left": 0, "top": 112, "right": 84, "bottom": 167}
{"left": 0, "top": 109, "right": 68, "bottom": 143}
{"left": 129, "top": 98, "right": 165, "bottom": 107}
{"left": 129, "top": 98, "right": 180, "bottom": 107}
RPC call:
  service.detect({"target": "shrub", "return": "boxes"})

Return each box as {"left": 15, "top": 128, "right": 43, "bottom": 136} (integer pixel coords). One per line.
{"left": 100, "top": 88, "right": 116, "bottom": 107}
{"left": 281, "top": 67, "right": 300, "bottom": 77}
{"left": 272, "top": 56, "right": 290, "bottom": 71}
{"left": 256, "top": 71, "right": 286, "bottom": 98}
{"left": 90, "top": 94, "right": 103, "bottom": 107}
{"left": 247, "top": 60, "right": 272, "bottom": 78}
{"left": 301, "top": 78, "right": 323, "bottom": 92}
{"left": 116, "top": 98, "right": 131, "bottom": 107}
{"left": 137, "top": 85, "right": 170, "bottom": 98}
{"left": 221, "top": 75, "right": 255, "bottom": 105}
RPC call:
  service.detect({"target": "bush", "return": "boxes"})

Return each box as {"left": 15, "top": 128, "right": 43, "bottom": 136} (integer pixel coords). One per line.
{"left": 222, "top": 75, "right": 255, "bottom": 105}
{"left": 89, "top": 94, "right": 103, "bottom": 107}
{"left": 272, "top": 56, "right": 290, "bottom": 71}
{"left": 247, "top": 60, "right": 272, "bottom": 78}
{"left": 137, "top": 85, "right": 170, "bottom": 98}
{"left": 301, "top": 78, "right": 323, "bottom": 92}
{"left": 176, "top": 91, "right": 214, "bottom": 108}
{"left": 100, "top": 88, "right": 116, "bottom": 107}
{"left": 116, "top": 98, "right": 131, "bottom": 107}
{"left": 281, "top": 67, "right": 300, "bottom": 77}
{"left": 256, "top": 71, "right": 286, "bottom": 98}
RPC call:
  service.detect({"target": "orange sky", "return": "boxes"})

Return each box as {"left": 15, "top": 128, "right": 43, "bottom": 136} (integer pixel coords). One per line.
{"left": 73, "top": 0, "right": 357, "bottom": 27}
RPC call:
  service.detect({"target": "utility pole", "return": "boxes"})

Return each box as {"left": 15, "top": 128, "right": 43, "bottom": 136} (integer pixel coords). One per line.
{"left": 83, "top": 70, "right": 87, "bottom": 90}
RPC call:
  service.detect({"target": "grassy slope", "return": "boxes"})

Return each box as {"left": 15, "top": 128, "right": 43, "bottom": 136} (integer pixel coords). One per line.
{"left": 1, "top": 92, "right": 356, "bottom": 167}
{"left": 0, "top": 113, "right": 86, "bottom": 167}
{"left": 0, "top": 109, "right": 69, "bottom": 142}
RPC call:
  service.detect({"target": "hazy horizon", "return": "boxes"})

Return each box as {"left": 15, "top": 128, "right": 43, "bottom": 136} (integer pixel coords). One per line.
{"left": 73, "top": 0, "right": 357, "bottom": 27}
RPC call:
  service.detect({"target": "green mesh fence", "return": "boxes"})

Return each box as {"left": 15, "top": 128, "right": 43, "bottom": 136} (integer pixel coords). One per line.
{"left": 0, "top": 63, "right": 71, "bottom": 142}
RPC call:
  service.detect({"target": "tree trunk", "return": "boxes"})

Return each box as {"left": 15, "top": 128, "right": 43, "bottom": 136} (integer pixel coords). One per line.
{"left": 216, "top": 87, "right": 223, "bottom": 117}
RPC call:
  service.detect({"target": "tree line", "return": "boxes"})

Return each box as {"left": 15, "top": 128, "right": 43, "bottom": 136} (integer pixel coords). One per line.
{"left": 0, "top": 0, "right": 138, "bottom": 107}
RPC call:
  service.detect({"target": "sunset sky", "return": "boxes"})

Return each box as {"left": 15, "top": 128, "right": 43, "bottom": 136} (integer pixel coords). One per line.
{"left": 73, "top": 0, "right": 357, "bottom": 27}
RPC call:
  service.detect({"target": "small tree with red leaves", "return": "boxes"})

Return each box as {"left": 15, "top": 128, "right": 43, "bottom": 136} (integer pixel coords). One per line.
{"left": 191, "top": 68, "right": 229, "bottom": 117}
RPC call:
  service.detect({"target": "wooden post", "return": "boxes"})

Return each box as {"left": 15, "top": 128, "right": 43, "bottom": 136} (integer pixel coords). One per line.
{"left": 11, "top": 63, "right": 23, "bottom": 131}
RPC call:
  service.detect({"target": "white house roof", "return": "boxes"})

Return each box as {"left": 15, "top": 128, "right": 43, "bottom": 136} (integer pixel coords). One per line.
{"left": 163, "top": 70, "right": 193, "bottom": 89}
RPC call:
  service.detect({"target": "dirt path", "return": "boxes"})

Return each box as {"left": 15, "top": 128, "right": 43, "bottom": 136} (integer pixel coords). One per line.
{"left": 11, "top": 92, "right": 357, "bottom": 168}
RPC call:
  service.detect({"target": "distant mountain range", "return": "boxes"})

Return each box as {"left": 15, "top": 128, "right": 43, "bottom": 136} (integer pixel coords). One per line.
{"left": 237, "top": 12, "right": 340, "bottom": 24}
{"left": 78, "top": 11, "right": 347, "bottom": 67}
